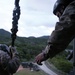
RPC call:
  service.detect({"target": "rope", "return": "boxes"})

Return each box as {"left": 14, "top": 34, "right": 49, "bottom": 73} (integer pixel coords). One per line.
{"left": 11, "top": 0, "right": 21, "bottom": 47}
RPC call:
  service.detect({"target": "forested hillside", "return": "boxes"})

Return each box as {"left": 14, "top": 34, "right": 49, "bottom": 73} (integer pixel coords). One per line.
{"left": 0, "top": 29, "right": 49, "bottom": 61}
{"left": 0, "top": 29, "right": 73, "bottom": 73}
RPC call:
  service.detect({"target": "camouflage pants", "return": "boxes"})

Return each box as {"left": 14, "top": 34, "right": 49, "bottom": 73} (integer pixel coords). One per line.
{"left": 44, "top": 1, "right": 75, "bottom": 58}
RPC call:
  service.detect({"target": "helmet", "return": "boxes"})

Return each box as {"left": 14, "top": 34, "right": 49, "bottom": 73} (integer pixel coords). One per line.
{"left": 53, "top": 0, "right": 65, "bottom": 15}
{"left": 53, "top": 0, "right": 74, "bottom": 15}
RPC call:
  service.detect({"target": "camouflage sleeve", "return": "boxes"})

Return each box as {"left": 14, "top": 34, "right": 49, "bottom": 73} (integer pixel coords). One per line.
{"left": 7, "top": 53, "right": 20, "bottom": 74}
{"left": 42, "top": 3, "right": 75, "bottom": 59}
{"left": 0, "top": 44, "right": 20, "bottom": 74}
{"left": 0, "top": 50, "right": 20, "bottom": 74}
{"left": 42, "top": 45, "right": 50, "bottom": 60}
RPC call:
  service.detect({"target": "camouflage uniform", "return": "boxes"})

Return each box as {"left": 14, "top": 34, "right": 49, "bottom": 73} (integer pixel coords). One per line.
{"left": 43, "top": 0, "right": 75, "bottom": 59}
{"left": 0, "top": 44, "right": 20, "bottom": 75}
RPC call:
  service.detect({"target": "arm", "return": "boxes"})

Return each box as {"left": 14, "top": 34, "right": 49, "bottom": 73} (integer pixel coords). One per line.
{"left": 35, "top": 0, "right": 75, "bottom": 65}
{"left": 7, "top": 46, "right": 20, "bottom": 74}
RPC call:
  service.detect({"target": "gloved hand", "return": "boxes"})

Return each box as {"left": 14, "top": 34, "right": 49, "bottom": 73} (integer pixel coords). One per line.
{"left": 35, "top": 45, "right": 50, "bottom": 65}
{"left": 35, "top": 52, "right": 46, "bottom": 65}
{"left": 9, "top": 46, "right": 18, "bottom": 58}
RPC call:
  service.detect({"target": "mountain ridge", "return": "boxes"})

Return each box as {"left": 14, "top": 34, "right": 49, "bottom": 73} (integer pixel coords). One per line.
{"left": 0, "top": 29, "right": 11, "bottom": 37}
{"left": 0, "top": 29, "right": 49, "bottom": 39}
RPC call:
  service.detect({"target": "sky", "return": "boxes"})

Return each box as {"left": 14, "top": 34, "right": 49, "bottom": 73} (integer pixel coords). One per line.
{"left": 0, "top": 0, "right": 58, "bottom": 37}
